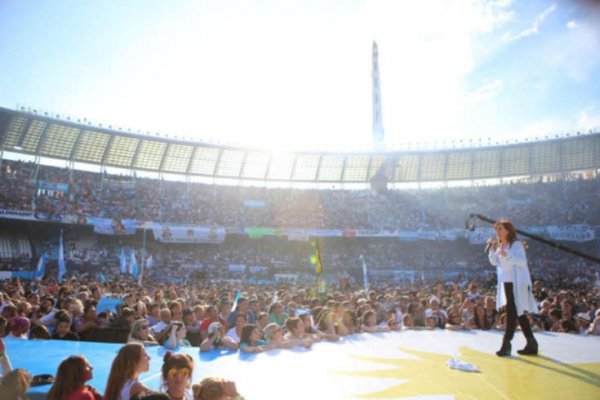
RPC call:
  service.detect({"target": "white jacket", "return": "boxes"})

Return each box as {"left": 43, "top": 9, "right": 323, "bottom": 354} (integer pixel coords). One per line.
{"left": 488, "top": 241, "right": 537, "bottom": 315}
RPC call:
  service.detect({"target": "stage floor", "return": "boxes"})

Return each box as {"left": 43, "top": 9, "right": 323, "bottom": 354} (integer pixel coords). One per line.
{"left": 6, "top": 329, "right": 600, "bottom": 399}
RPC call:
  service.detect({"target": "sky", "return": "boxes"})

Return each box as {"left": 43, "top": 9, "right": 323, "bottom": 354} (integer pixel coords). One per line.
{"left": 0, "top": 0, "right": 599, "bottom": 152}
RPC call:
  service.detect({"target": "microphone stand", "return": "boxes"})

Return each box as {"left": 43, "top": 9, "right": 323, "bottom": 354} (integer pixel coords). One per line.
{"left": 467, "top": 213, "right": 600, "bottom": 264}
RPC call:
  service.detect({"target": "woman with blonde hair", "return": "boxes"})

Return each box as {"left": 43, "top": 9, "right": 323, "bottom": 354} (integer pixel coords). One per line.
{"left": 0, "top": 368, "right": 31, "bottom": 400}
{"left": 104, "top": 343, "right": 152, "bottom": 400}
{"left": 191, "top": 377, "right": 243, "bottom": 400}
{"left": 128, "top": 319, "right": 159, "bottom": 345}
{"left": 47, "top": 355, "right": 102, "bottom": 400}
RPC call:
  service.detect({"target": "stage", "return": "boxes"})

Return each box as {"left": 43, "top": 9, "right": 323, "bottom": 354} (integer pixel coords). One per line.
{"left": 6, "top": 329, "right": 600, "bottom": 399}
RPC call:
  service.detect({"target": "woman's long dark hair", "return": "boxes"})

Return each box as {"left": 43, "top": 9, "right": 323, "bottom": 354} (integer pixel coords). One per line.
{"left": 494, "top": 219, "right": 518, "bottom": 247}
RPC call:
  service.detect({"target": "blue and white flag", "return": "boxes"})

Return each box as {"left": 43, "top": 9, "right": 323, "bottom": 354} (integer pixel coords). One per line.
{"left": 57, "top": 231, "right": 66, "bottom": 282}
{"left": 130, "top": 248, "right": 138, "bottom": 277}
{"left": 34, "top": 252, "right": 46, "bottom": 280}
{"left": 361, "top": 255, "right": 369, "bottom": 293}
{"left": 231, "top": 290, "right": 242, "bottom": 312}
{"left": 146, "top": 254, "right": 153, "bottom": 269}
{"left": 120, "top": 248, "right": 127, "bottom": 274}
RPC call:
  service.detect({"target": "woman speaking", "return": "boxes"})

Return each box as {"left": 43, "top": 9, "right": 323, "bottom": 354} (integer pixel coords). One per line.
{"left": 487, "top": 219, "right": 538, "bottom": 357}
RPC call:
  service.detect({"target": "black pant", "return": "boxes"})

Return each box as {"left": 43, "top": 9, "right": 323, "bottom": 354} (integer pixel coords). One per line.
{"left": 503, "top": 282, "right": 534, "bottom": 341}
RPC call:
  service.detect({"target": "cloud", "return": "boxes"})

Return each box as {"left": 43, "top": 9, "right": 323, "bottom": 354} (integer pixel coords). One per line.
{"left": 566, "top": 20, "right": 579, "bottom": 29}
{"left": 503, "top": 3, "right": 557, "bottom": 42}
{"left": 576, "top": 106, "right": 600, "bottom": 130}
{"left": 467, "top": 79, "right": 503, "bottom": 103}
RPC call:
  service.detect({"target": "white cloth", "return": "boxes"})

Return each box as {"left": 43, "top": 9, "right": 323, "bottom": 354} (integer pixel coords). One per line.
{"left": 120, "top": 379, "right": 136, "bottom": 400}
{"left": 447, "top": 358, "right": 480, "bottom": 372}
{"left": 151, "top": 321, "right": 169, "bottom": 335}
{"left": 226, "top": 327, "right": 241, "bottom": 344}
{"left": 488, "top": 241, "right": 537, "bottom": 315}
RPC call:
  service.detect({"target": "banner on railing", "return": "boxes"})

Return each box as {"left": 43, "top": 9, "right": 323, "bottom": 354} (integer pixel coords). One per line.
{"left": 286, "top": 229, "right": 310, "bottom": 241}
{"left": 152, "top": 224, "right": 226, "bottom": 243}
{"left": 0, "top": 208, "right": 35, "bottom": 221}
{"left": 546, "top": 225, "right": 595, "bottom": 242}
{"left": 92, "top": 218, "right": 137, "bottom": 235}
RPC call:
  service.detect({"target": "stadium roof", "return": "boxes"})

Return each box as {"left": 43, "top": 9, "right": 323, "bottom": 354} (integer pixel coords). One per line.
{"left": 1, "top": 107, "right": 599, "bottom": 184}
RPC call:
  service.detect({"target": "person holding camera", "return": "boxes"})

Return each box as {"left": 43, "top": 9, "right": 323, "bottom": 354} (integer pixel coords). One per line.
{"left": 487, "top": 219, "right": 539, "bottom": 357}
{"left": 164, "top": 322, "right": 191, "bottom": 350}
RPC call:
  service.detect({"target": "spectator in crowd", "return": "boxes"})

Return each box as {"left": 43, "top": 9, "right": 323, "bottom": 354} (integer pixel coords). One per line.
{"left": 47, "top": 355, "right": 102, "bottom": 400}
{"left": 164, "top": 322, "right": 191, "bottom": 350}
{"left": 160, "top": 352, "right": 194, "bottom": 400}
{"left": 200, "top": 322, "right": 238, "bottom": 352}
{"left": 104, "top": 343, "right": 152, "bottom": 400}
{"left": 128, "top": 319, "right": 159, "bottom": 346}
{"left": 0, "top": 368, "right": 30, "bottom": 400}
{"left": 52, "top": 313, "right": 80, "bottom": 341}
{"left": 152, "top": 309, "right": 173, "bottom": 343}
{"left": 226, "top": 298, "right": 255, "bottom": 327}
{"left": 29, "top": 324, "right": 52, "bottom": 339}
{"left": 263, "top": 323, "right": 289, "bottom": 349}
{"left": 361, "top": 310, "right": 390, "bottom": 333}
{"left": 225, "top": 314, "right": 246, "bottom": 345}
{"left": 6, "top": 317, "right": 29, "bottom": 340}
{"left": 267, "top": 303, "right": 288, "bottom": 327}
{"left": 284, "top": 317, "right": 314, "bottom": 346}
{"left": 238, "top": 324, "right": 271, "bottom": 353}
{"left": 191, "top": 377, "right": 242, "bottom": 400}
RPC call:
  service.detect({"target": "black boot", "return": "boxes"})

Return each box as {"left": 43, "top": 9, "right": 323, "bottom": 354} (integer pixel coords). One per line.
{"left": 496, "top": 338, "right": 511, "bottom": 357}
{"left": 517, "top": 338, "right": 538, "bottom": 356}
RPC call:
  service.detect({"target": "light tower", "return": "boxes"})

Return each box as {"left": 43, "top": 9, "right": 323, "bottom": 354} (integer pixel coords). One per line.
{"left": 372, "top": 41, "right": 385, "bottom": 151}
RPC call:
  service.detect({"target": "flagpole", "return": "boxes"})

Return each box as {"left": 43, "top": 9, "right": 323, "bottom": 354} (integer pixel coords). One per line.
{"left": 139, "top": 226, "right": 147, "bottom": 286}
{"left": 57, "top": 229, "right": 66, "bottom": 283}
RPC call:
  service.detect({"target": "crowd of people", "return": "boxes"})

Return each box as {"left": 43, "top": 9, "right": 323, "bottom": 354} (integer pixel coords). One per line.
{"left": 1, "top": 159, "right": 599, "bottom": 229}
{"left": 0, "top": 158, "right": 599, "bottom": 398}
{"left": 0, "top": 263, "right": 599, "bottom": 398}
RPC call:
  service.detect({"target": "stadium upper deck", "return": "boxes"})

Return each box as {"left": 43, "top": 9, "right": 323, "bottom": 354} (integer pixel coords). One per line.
{"left": 1, "top": 107, "right": 598, "bottom": 184}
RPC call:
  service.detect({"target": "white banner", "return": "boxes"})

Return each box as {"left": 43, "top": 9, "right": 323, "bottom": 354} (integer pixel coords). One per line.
{"left": 546, "top": 225, "right": 595, "bottom": 242}
{"left": 228, "top": 264, "right": 247, "bottom": 273}
{"left": 286, "top": 229, "right": 310, "bottom": 241}
{"left": 152, "top": 224, "right": 226, "bottom": 243}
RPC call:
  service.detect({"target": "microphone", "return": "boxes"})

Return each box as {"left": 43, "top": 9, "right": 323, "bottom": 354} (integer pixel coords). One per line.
{"left": 484, "top": 239, "right": 497, "bottom": 254}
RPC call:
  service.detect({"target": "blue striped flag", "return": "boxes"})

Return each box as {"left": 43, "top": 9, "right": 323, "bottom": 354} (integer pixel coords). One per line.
{"left": 57, "top": 232, "right": 66, "bottom": 282}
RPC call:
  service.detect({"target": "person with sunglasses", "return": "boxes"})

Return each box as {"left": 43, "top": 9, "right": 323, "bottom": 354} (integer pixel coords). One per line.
{"left": 161, "top": 352, "right": 194, "bottom": 400}
{"left": 128, "top": 319, "right": 159, "bottom": 346}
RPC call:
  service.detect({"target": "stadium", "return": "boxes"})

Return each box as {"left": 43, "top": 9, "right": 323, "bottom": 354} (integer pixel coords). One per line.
{"left": 1, "top": 1, "right": 600, "bottom": 399}
{"left": 1, "top": 105, "right": 600, "bottom": 399}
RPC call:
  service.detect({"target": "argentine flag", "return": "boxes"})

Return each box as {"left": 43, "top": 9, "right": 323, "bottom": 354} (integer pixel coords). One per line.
{"left": 34, "top": 252, "right": 46, "bottom": 280}
{"left": 146, "top": 254, "right": 153, "bottom": 269}
{"left": 120, "top": 248, "right": 127, "bottom": 274}
{"left": 130, "top": 248, "right": 139, "bottom": 277}
{"left": 360, "top": 255, "right": 369, "bottom": 293}
{"left": 57, "top": 232, "right": 66, "bottom": 282}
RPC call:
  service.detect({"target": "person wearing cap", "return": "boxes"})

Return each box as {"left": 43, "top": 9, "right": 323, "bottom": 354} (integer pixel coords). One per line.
{"left": 575, "top": 313, "right": 592, "bottom": 335}
{"left": 425, "top": 296, "right": 447, "bottom": 329}
{"left": 200, "top": 322, "right": 238, "bottom": 352}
